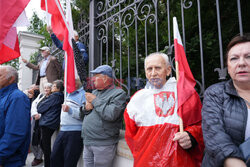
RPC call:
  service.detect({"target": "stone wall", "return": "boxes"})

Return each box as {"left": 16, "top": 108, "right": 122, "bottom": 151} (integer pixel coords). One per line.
{"left": 18, "top": 31, "right": 44, "bottom": 91}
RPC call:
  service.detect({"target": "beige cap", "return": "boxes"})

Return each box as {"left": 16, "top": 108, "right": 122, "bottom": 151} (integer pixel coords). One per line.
{"left": 39, "top": 46, "right": 50, "bottom": 52}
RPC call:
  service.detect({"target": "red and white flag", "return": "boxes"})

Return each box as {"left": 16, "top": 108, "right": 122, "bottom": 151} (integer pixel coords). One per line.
{"left": 43, "top": 0, "right": 76, "bottom": 93}
{"left": 124, "top": 17, "right": 204, "bottom": 167}
{"left": 0, "top": 0, "right": 30, "bottom": 64}
{"left": 41, "top": 0, "right": 66, "bottom": 40}
{"left": 62, "top": 0, "right": 76, "bottom": 93}
{"left": 173, "top": 17, "right": 202, "bottom": 127}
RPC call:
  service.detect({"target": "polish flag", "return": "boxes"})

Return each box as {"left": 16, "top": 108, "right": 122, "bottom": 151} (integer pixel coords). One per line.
{"left": 41, "top": 0, "right": 66, "bottom": 40}
{"left": 173, "top": 17, "right": 202, "bottom": 127}
{"left": 124, "top": 18, "right": 204, "bottom": 167}
{"left": 62, "top": 0, "right": 76, "bottom": 93}
{"left": 44, "top": 0, "right": 76, "bottom": 93}
{"left": 0, "top": 0, "right": 30, "bottom": 64}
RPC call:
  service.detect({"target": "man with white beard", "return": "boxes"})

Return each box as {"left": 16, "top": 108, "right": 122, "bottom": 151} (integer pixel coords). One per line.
{"left": 124, "top": 52, "right": 204, "bottom": 167}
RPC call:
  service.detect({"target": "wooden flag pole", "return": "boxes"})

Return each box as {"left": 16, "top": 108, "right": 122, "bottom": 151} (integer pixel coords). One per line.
{"left": 175, "top": 61, "right": 184, "bottom": 133}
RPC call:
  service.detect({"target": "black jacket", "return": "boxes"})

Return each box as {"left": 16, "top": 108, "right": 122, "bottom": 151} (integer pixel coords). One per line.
{"left": 38, "top": 92, "right": 64, "bottom": 130}
{"left": 202, "top": 79, "right": 248, "bottom": 167}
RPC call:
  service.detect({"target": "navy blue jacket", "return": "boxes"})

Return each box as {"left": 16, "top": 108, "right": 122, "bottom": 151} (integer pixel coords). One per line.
{"left": 38, "top": 92, "right": 64, "bottom": 130}
{"left": 51, "top": 33, "right": 88, "bottom": 64}
{"left": 0, "top": 83, "right": 31, "bottom": 167}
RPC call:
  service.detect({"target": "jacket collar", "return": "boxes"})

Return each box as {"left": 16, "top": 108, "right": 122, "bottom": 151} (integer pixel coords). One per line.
{"left": 0, "top": 83, "right": 18, "bottom": 96}
{"left": 225, "top": 79, "right": 239, "bottom": 97}
{"left": 70, "top": 87, "right": 84, "bottom": 95}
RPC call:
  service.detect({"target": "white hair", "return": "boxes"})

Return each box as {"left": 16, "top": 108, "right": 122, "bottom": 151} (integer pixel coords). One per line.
{"left": 0, "top": 65, "right": 18, "bottom": 83}
{"left": 73, "top": 30, "right": 79, "bottom": 37}
{"left": 144, "top": 52, "right": 170, "bottom": 69}
{"left": 44, "top": 82, "right": 52, "bottom": 89}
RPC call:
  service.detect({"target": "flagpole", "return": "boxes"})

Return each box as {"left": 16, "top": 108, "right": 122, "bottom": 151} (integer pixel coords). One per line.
{"left": 64, "top": 52, "right": 68, "bottom": 100}
{"left": 174, "top": 17, "right": 184, "bottom": 133}
{"left": 45, "top": 0, "right": 50, "bottom": 25}
{"left": 175, "top": 60, "right": 184, "bottom": 133}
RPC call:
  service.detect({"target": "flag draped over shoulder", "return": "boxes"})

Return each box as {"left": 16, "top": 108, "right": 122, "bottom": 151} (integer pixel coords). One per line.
{"left": 173, "top": 17, "right": 202, "bottom": 127}
{"left": 0, "top": 0, "right": 30, "bottom": 64}
{"left": 41, "top": 0, "right": 65, "bottom": 40}
{"left": 124, "top": 17, "right": 204, "bottom": 167}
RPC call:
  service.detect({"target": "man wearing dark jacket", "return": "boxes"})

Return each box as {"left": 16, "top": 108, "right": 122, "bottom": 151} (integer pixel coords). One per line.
{"left": 0, "top": 65, "right": 31, "bottom": 167}
{"left": 47, "top": 26, "right": 88, "bottom": 65}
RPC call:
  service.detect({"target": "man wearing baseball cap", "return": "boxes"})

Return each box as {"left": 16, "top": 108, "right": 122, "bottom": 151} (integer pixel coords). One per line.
{"left": 82, "top": 65, "right": 127, "bottom": 167}
{"left": 22, "top": 46, "right": 62, "bottom": 93}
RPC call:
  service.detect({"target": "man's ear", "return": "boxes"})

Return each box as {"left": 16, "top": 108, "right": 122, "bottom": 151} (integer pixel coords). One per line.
{"left": 103, "top": 75, "right": 108, "bottom": 83}
{"left": 8, "top": 76, "right": 15, "bottom": 85}
{"left": 166, "top": 65, "right": 172, "bottom": 76}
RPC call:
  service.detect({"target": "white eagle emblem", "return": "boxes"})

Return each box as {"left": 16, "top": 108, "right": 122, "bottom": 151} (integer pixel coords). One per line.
{"left": 154, "top": 91, "right": 175, "bottom": 117}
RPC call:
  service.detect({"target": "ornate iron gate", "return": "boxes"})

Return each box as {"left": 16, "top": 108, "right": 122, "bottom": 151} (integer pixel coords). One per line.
{"left": 78, "top": 0, "right": 249, "bottom": 97}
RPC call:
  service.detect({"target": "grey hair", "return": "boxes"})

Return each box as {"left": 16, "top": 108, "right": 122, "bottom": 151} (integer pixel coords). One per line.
{"left": 144, "top": 52, "right": 170, "bottom": 69}
{"left": 53, "top": 80, "right": 64, "bottom": 92}
{"left": 44, "top": 82, "right": 52, "bottom": 89}
{"left": 0, "top": 65, "right": 18, "bottom": 83}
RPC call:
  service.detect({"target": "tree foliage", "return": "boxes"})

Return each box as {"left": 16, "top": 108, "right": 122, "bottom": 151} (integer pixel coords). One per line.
{"left": 27, "top": 12, "right": 52, "bottom": 47}
{"left": 78, "top": 0, "right": 250, "bottom": 93}
{"left": 72, "top": 0, "right": 89, "bottom": 30}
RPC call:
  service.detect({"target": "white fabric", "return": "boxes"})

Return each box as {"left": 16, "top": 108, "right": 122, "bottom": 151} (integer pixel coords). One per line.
{"left": 13, "top": 10, "right": 30, "bottom": 27}
{"left": 126, "top": 77, "right": 180, "bottom": 127}
{"left": 39, "top": 77, "right": 48, "bottom": 94}
{"left": 31, "top": 93, "right": 46, "bottom": 117}
{"left": 245, "top": 108, "right": 250, "bottom": 140}
{"left": 173, "top": 17, "right": 183, "bottom": 45}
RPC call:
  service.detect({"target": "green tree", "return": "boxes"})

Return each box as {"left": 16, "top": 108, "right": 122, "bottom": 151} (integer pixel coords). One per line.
{"left": 72, "top": 0, "right": 89, "bottom": 30}
{"left": 27, "top": 12, "right": 52, "bottom": 47}
{"left": 80, "top": 0, "right": 250, "bottom": 94}
{"left": 2, "top": 59, "right": 19, "bottom": 70}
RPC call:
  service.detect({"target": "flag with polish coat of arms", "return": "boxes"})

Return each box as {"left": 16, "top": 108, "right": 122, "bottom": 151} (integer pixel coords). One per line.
{"left": 124, "top": 17, "right": 204, "bottom": 167}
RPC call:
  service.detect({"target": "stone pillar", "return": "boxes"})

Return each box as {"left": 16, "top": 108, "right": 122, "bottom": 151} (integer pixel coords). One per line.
{"left": 18, "top": 31, "right": 44, "bottom": 91}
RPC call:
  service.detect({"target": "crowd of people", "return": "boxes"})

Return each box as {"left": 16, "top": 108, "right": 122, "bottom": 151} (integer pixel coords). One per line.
{"left": 0, "top": 33, "right": 249, "bottom": 167}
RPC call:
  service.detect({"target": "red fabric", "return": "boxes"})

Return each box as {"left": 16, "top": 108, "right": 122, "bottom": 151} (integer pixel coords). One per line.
{"left": 0, "top": 31, "right": 20, "bottom": 64}
{"left": 185, "top": 124, "right": 205, "bottom": 165}
{"left": 174, "top": 37, "right": 202, "bottom": 127}
{"left": 41, "top": 0, "right": 65, "bottom": 40}
{"left": 0, "top": 0, "right": 30, "bottom": 46}
{"left": 124, "top": 110, "right": 203, "bottom": 167}
{"left": 124, "top": 18, "right": 204, "bottom": 166}
{"left": 63, "top": 29, "right": 75, "bottom": 93}
{"left": 62, "top": 0, "right": 75, "bottom": 93}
